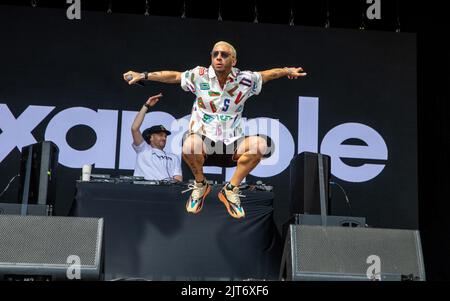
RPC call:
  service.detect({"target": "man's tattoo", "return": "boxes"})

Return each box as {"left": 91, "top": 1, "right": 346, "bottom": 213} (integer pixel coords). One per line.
{"left": 149, "top": 71, "right": 161, "bottom": 77}
{"left": 185, "top": 159, "right": 201, "bottom": 176}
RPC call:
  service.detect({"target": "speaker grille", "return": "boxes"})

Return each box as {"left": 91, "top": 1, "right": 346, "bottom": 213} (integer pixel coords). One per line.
{"left": 0, "top": 215, "right": 102, "bottom": 267}
{"left": 291, "top": 225, "right": 424, "bottom": 279}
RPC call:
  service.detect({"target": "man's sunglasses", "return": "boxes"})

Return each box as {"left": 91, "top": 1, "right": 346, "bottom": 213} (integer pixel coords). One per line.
{"left": 211, "top": 51, "right": 231, "bottom": 59}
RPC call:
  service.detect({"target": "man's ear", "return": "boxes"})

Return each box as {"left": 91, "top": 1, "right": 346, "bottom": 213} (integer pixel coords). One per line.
{"left": 232, "top": 58, "right": 237, "bottom": 67}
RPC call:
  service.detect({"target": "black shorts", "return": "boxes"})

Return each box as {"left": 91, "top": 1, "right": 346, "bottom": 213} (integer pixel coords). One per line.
{"left": 182, "top": 132, "right": 273, "bottom": 167}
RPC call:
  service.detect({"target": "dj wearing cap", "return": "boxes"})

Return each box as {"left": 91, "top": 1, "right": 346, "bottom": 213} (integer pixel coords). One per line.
{"left": 131, "top": 93, "right": 182, "bottom": 181}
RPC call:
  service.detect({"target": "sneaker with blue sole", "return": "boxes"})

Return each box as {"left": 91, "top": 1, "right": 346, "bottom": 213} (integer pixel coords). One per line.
{"left": 182, "top": 181, "right": 211, "bottom": 214}
{"left": 218, "top": 184, "right": 246, "bottom": 219}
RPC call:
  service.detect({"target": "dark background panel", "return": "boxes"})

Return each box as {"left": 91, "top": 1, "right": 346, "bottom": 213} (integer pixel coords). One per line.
{"left": 1, "top": 0, "right": 449, "bottom": 281}
{"left": 0, "top": 6, "right": 417, "bottom": 234}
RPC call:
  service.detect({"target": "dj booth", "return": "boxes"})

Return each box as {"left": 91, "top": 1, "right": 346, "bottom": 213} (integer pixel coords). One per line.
{"left": 70, "top": 181, "right": 283, "bottom": 280}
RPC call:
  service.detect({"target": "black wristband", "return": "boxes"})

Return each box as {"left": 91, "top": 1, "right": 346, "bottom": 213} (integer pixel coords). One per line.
{"left": 143, "top": 71, "right": 148, "bottom": 80}
{"left": 144, "top": 103, "right": 151, "bottom": 110}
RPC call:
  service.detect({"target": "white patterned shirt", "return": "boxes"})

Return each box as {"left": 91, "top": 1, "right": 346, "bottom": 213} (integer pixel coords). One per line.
{"left": 181, "top": 65, "right": 262, "bottom": 145}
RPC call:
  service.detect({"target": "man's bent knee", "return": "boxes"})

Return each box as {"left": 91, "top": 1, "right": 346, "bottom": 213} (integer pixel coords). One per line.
{"left": 246, "top": 136, "right": 268, "bottom": 156}
{"left": 182, "top": 134, "right": 205, "bottom": 156}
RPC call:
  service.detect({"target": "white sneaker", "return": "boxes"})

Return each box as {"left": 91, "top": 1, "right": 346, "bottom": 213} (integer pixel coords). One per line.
{"left": 182, "top": 181, "right": 211, "bottom": 214}
{"left": 218, "top": 184, "right": 245, "bottom": 219}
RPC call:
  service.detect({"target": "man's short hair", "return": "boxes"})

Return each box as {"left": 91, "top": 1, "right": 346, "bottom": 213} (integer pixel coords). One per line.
{"left": 213, "top": 41, "right": 237, "bottom": 58}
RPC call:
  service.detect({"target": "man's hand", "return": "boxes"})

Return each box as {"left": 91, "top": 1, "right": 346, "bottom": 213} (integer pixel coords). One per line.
{"left": 260, "top": 67, "right": 307, "bottom": 84}
{"left": 145, "top": 93, "right": 163, "bottom": 107}
{"left": 123, "top": 71, "right": 144, "bottom": 85}
{"left": 285, "top": 67, "right": 307, "bottom": 79}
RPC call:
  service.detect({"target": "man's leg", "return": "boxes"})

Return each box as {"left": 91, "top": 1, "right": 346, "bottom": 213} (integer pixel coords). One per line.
{"left": 182, "top": 133, "right": 206, "bottom": 182}
{"left": 182, "top": 133, "right": 211, "bottom": 214}
{"left": 230, "top": 136, "right": 268, "bottom": 186}
{"left": 218, "top": 136, "right": 268, "bottom": 219}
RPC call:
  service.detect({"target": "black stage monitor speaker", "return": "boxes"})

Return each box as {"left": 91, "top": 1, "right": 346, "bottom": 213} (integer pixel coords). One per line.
{"left": 280, "top": 225, "right": 425, "bottom": 281}
{"left": 17, "top": 141, "right": 59, "bottom": 208}
{"left": 289, "top": 152, "right": 331, "bottom": 215}
{"left": 281, "top": 214, "right": 367, "bottom": 244}
{"left": 0, "top": 203, "right": 51, "bottom": 216}
{"left": 0, "top": 215, "right": 104, "bottom": 281}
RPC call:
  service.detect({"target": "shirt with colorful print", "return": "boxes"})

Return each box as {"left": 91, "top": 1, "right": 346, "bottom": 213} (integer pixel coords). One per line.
{"left": 181, "top": 65, "right": 262, "bottom": 145}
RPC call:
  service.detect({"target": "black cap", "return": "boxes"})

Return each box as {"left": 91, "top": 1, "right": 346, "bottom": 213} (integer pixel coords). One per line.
{"left": 142, "top": 125, "right": 171, "bottom": 141}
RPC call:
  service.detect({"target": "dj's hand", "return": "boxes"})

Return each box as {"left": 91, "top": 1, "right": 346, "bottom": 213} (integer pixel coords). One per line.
{"left": 145, "top": 93, "right": 163, "bottom": 107}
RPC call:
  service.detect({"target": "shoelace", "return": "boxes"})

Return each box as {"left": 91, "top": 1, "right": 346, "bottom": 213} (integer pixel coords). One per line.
{"left": 227, "top": 188, "right": 245, "bottom": 207}
{"left": 181, "top": 183, "right": 205, "bottom": 200}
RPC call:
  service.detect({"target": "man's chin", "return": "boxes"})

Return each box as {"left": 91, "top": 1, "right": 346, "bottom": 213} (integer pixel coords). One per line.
{"left": 214, "top": 67, "right": 230, "bottom": 74}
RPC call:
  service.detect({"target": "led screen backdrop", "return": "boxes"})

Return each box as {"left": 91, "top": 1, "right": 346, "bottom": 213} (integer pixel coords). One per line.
{"left": 0, "top": 6, "right": 417, "bottom": 229}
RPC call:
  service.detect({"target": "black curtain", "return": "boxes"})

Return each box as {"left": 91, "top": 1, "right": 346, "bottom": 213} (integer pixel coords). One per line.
{"left": 417, "top": 5, "right": 450, "bottom": 280}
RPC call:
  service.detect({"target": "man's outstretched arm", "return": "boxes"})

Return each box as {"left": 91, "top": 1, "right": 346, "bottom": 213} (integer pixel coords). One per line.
{"left": 131, "top": 93, "right": 163, "bottom": 146}
{"left": 123, "top": 70, "right": 182, "bottom": 85}
{"left": 259, "top": 67, "right": 307, "bottom": 84}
